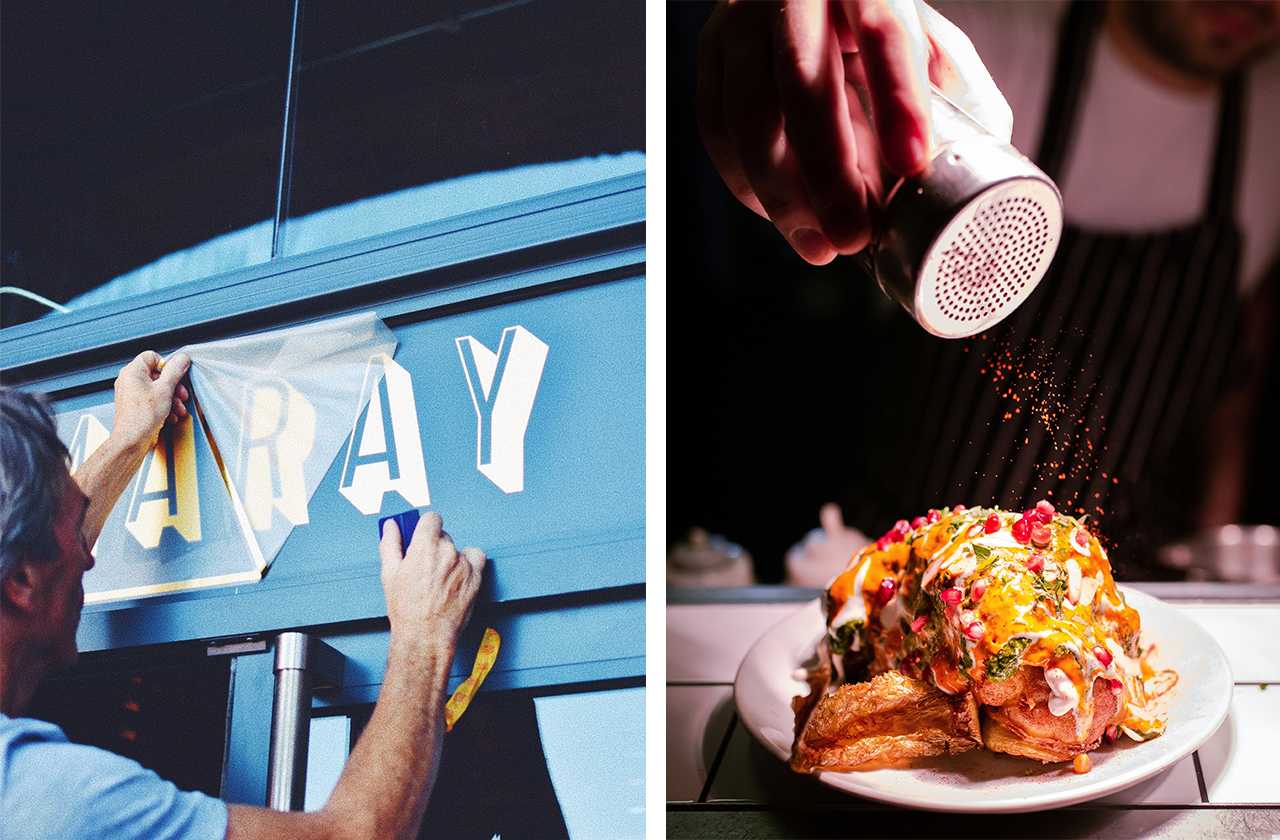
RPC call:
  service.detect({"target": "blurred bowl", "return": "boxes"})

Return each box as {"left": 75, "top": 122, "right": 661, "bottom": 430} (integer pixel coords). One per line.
{"left": 1158, "top": 525, "right": 1280, "bottom": 582}
{"left": 667, "top": 528, "right": 755, "bottom": 588}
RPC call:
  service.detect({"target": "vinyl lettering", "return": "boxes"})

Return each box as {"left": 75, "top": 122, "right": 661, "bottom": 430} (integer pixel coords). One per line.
{"left": 338, "top": 353, "right": 430, "bottom": 514}
{"left": 456, "top": 326, "right": 548, "bottom": 494}
{"left": 124, "top": 418, "right": 201, "bottom": 548}
{"left": 237, "top": 379, "right": 316, "bottom": 530}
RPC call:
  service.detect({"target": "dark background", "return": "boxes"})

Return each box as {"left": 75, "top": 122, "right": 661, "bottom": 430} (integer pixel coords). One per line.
{"left": 1, "top": 0, "right": 644, "bottom": 328}
{"left": 666, "top": 2, "right": 1280, "bottom": 583}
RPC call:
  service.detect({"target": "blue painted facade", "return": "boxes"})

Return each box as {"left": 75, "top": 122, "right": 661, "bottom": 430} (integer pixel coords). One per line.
{"left": 2, "top": 173, "right": 645, "bottom": 809}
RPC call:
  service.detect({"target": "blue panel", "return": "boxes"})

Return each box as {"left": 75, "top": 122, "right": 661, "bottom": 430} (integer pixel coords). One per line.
{"left": 310, "top": 596, "right": 645, "bottom": 708}
{"left": 2, "top": 174, "right": 643, "bottom": 372}
{"left": 66, "top": 275, "right": 643, "bottom": 651}
{"left": 222, "top": 650, "right": 275, "bottom": 805}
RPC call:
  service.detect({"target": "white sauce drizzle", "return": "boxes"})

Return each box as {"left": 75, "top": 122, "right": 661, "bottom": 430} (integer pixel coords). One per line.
{"left": 879, "top": 590, "right": 910, "bottom": 631}
{"left": 1065, "top": 558, "right": 1082, "bottom": 604}
{"left": 1044, "top": 667, "right": 1080, "bottom": 717}
{"left": 828, "top": 559, "right": 871, "bottom": 633}
{"left": 1078, "top": 572, "right": 1100, "bottom": 608}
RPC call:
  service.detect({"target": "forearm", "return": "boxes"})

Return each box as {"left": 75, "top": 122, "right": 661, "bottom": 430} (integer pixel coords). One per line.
{"left": 319, "top": 632, "right": 455, "bottom": 840}
{"left": 72, "top": 434, "right": 150, "bottom": 547}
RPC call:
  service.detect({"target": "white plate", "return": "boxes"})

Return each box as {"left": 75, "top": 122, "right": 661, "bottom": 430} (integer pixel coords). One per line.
{"left": 734, "top": 587, "right": 1231, "bottom": 813}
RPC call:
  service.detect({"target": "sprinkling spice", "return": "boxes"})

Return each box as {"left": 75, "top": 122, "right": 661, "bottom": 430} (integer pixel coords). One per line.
{"left": 974, "top": 334, "right": 1116, "bottom": 517}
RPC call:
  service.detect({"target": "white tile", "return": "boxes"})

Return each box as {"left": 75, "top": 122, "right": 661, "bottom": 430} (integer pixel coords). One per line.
{"left": 667, "top": 603, "right": 807, "bottom": 683}
{"left": 666, "top": 685, "right": 735, "bottom": 802}
{"left": 1097, "top": 755, "right": 1202, "bottom": 806}
{"left": 1174, "top": 604, "right": 1280, "bottom": 683}
{"left": 1199, "top": 685, "right": 1280, "bottom": 804}
{"left": 706, "top": 723, "right": 863, "bottom": 806}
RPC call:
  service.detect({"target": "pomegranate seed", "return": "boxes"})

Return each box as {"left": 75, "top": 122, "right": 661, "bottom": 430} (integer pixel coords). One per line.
{"left": 910, "top": 615, "right": 928, "bottom": 633}
{"left": 1093, "top": 646, "right": 1113, "bottom": 667}
{"left": 971, "top": 579, "right": 989, "bottom": 601}
{"left": 927, "top": 510, "right": 941, "bottom": 524}
{"left": 875, "top": 535, "right": 890, "bottom": 551}
{"left": 1073, "top": 753, "right": 1091, "bottom": 774}
{"left": 877, "top": 578, "right": 897, "bottom": 605}
{"left": 1025, "top": 553, "right": 1045, "bottom": 572}
{"left": 1011, "top": 518, "right": 1032, "bottom": 543}
{"left": 1036, "top": 499, "right": 1055, "bottom": 517}
{"left": 953, "top": 504, "right": 966, "bottom": 513}
{"left": 911, "top": 515, "right": 926, "bottom": 530}
{"left": 940, "top": 587, "right": 963, "bottom": 606}
{"left": 1022, "top": 508, "right": 1038, "bottom": 520}
{"left": 983, "top": 513, "right": 1000, "bottom": 533}
{"left": 963, "top": 620, "right": 985, "bottom": 641}
{"left": 1031, "top": 523, "right": 1053, "bottom": 547}
{"left": 1109, "top": 678, "right": 1123, "bottom": 693}
{"left": 1105, "top": 725, "right": 1120, "bottom": 743}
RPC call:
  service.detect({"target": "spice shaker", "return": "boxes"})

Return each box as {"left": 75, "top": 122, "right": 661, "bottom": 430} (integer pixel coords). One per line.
{"left": 864, "top": 86, "right": 1064, "bottom": 339}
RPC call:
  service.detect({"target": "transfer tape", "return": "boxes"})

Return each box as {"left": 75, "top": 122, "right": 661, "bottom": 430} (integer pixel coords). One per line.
{"left": 445, "top": 627, "right": 501, "bottom": 731}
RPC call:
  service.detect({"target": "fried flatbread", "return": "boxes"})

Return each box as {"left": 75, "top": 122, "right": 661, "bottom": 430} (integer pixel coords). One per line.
{"left": 791, "top": 670, "right": 982, "bottom": 773}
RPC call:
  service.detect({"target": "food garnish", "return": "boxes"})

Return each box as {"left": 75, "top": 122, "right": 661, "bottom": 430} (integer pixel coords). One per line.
{"left": 793, "top": 504, "right": 1177, "bottom": 774}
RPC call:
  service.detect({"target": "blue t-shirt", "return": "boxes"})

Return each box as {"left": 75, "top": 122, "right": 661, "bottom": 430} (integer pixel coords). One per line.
{"left": 0, "top": 713, "right": 227, "bottom": 840}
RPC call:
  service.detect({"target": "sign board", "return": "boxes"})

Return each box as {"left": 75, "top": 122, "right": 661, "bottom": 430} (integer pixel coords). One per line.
{"left": 54, "top": 281, "right": 644, "bottom": 609}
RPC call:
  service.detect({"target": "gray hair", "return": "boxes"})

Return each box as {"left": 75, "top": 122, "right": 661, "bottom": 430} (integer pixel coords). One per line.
{"left": 0, "top": 387, "right": 69, "bottom": 581}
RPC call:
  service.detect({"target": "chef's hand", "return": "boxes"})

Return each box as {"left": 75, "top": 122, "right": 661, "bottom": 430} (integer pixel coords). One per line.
{"left": 111, "top": 351, "right": 191, "bottom": 454}
{"left": 697, "top": 0, "right": 1011, "bottom": 265}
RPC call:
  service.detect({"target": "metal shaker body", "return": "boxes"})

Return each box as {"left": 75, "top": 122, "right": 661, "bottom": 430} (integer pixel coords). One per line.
{"left": 868, "top": 88, "right": 1064, "bottom": 338}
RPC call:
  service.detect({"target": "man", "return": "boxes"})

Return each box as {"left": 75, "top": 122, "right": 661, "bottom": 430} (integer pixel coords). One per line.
{"left": 694, "top": 0, "right": 1279, "bottom": 568}
{"left": 1, "top": 351, "right": 485, "bottom": 839}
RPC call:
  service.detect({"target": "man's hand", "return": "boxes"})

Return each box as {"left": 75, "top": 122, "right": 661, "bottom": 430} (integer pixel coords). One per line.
{"left": 111, "top": 350, "right": 191, "bottom": 456}
{"left": 379, "top": 512, "right": 485, "bottom": 657}
{"left": 697, "top": 0, "right": 1011, "bottom": 265}
{"left": 72, "top": 350, "right": 192, "bottom": 548}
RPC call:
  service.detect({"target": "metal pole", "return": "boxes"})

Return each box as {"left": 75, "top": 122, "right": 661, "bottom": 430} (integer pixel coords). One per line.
{"left": 270, "top": 0, "right": 305, "bottom": 259}
{"left": 267, "top": 631, "right": 344, "bottom": 811}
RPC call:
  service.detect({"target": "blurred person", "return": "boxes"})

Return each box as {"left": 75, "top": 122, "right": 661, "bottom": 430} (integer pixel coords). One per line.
{"left": 0, "top": 352, "right": 486, "bottom": 839}
{"left": 696, "top": 0, "right": 1280, "bottom": 570}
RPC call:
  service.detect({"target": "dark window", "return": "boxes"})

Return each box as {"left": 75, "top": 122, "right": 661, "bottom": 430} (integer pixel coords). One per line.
{"left": 322, "top": 682, "right": 644, "bottom": 838}
{"left": 2, "top": 0, "right": 645, "bottom": 330}
{"left": 279, "top": 0, "right": 646, "bottom": 256}
{"left": 27, "top": 654, "right": 232, "bottom": 797}
{"left": 1, "top": 2, "right": 291, "bottom": 328}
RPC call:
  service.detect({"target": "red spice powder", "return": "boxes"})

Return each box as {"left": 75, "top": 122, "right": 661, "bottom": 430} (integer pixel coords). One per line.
{"left": 975, "top": 333, "right": 1114, "bottom": 526}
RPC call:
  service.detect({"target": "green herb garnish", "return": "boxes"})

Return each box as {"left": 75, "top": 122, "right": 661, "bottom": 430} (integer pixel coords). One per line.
{"left": 973, "top": 544, "right": 992, "bottom": 561}
{"left": 1033, "top": 572, "right": 1067, "bottom": 611}
{"left": 1052, "top": 643, "right": 1082, "bottom": 667}
{"left": 829, "top": 619, "right": 865, "bottom": 656}
{"left": 985, "top": 636, "right": 1033, "bottom": 681}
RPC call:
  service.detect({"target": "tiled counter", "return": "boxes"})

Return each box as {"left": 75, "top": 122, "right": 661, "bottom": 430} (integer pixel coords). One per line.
{"left": 668, "top": 585, "right": 1280, "bottom": 838}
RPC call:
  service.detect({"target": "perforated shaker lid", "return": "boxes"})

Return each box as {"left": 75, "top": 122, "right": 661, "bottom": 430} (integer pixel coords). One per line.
{"left": 915, "top": 177, "right": 1063, "bottom": 338}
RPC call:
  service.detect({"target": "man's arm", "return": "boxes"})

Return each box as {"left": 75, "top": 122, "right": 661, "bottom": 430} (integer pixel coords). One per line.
{"left": 226, "top": 512, "right": 485, "bottom": 840}
{"left": 73, "top": 350, "right": 190, "bottom": 546}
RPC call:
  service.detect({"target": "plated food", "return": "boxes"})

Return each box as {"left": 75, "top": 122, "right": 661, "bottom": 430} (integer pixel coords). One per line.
{"left": 791, "top": 502, "right": 1177, "bottom": 776}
